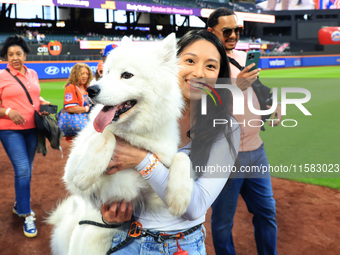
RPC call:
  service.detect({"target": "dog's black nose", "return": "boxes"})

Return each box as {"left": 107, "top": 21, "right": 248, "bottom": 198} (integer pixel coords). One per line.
{"left": 87, "top": 85, "right": 100, "bottom": 99}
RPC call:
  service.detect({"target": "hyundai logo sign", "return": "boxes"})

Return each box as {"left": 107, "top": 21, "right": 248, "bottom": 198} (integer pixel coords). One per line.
{"left": 45, "top": 66, "right": 60, "bottom": 75}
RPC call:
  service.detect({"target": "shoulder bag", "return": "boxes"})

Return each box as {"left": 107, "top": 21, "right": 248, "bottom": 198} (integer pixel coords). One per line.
{"left": 57, "top": 85, "right": 89, "bottom": 137}
{"left": 5, "top": 68, "right": 51, "bottom": 137}
{"left": 228, "top": 57, "right": 273, "bottom": 131}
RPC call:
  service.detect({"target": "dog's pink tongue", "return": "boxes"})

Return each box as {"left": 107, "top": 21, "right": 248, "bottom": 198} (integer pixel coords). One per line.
{"left": 93, "top": 106, "right": 119, "bottom": 133}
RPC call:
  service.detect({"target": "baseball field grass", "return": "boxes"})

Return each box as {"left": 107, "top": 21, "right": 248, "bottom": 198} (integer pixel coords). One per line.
{"left": 39, "top": 66, "right": 340, "bottom": 189}
{"left": 260, "top": 66, "right": 340, "bottom": 188}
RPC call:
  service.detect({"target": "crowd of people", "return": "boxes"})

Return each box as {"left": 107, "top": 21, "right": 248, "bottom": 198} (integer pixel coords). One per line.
{"left": 0, "top": 7, "right": 281, "bottom": 255}
{"left": 24, "top": 29, "right": 46, "bottom": 43}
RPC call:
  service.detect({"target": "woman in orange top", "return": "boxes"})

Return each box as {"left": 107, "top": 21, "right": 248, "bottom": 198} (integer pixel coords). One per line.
{"left": 60, "top": 63, "right": 93, "bottom": 141}
{"left": 0, "top": 35, "right": 50, "bottom": 238}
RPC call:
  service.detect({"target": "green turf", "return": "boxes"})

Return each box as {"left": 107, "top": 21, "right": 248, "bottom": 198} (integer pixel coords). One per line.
{"left": 260, "top": 66, "right": 340, "bottom": 78}
{"left": 38, "top": 66, "right": 340, "bottom": 189}
{"left": 260, "top": 67, "right": 340, "bottom": 189}
{"left": 39, "top": 80, "right": 65, "bottom": 112}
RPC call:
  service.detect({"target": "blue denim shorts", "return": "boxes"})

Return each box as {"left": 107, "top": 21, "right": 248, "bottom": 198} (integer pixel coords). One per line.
{"left": 108, "top": 224, "right": 206, "bottom": 255}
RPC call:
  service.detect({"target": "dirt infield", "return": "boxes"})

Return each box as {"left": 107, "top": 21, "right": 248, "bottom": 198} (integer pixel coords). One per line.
{"left": 1, "top": 139, "right": 339, "bottom": 255}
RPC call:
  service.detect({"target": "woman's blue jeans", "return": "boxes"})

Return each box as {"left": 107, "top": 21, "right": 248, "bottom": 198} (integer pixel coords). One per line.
{"left": 211, "top": 143, "right": 277, "bottom": 255}
{"left": 108, "top": 225, "right": 206, "bottom": 255}
{"left": 0, "top": 129, "right": 37, "bottom": 216}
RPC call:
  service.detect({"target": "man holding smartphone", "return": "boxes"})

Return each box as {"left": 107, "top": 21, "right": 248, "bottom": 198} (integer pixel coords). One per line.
{"left": 207, "top": 7, "right": 281, "bottom": 255}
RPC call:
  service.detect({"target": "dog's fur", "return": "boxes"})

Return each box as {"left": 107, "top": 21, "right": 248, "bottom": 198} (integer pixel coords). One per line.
{"left": 48, "top": 34, "right": 194, "bottom": 255}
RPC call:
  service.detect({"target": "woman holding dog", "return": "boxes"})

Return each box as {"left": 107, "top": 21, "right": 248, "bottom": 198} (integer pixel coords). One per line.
{"left": 101, "top": 29, "right": 240, "bottom": 254}
{"left": 0, "top": 35, "right": 50, "bottom": 238}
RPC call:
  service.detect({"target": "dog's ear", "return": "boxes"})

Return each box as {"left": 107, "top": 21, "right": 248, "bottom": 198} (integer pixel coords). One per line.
{"left": 121, "top": 36, "right": 133, "bottom": 46}
{"left": 159, "top": 33, "right": 177, "bottom": 65}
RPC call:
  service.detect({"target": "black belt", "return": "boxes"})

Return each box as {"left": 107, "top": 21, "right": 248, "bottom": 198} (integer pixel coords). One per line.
{"left": 106, "top": 221, "right": 202, "bottom": 254}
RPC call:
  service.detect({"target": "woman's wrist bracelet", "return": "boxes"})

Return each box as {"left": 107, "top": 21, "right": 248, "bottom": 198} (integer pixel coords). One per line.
{"left": 139, "top": 153, "right": 159, "bottom": 177}
{"left": 5, "top": 108, "right": 11, "bottom": 116}
{"left": 85, "top": 106, "right": 89, "bottom": 112}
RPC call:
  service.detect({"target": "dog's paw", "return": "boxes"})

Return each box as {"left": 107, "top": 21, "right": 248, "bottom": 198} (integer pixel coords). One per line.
{"left": 72, "top": 171, "right": 96, "bottom": 191}
{"left": 166, "top": 181, "right": 193, "bottom": 216}
{"left": 166, "top": 152, "right": 193, "bottom": 216}
{"left": 65, "top": 132, "right": 116, "bottom": 192}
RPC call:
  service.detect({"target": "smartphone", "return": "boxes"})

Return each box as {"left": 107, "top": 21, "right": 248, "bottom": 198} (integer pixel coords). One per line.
{"left": 245, "top": 51, "right": 260, "bottom": 72}
{"left": 40, "top": 105, "right": 58, "bottom": 114}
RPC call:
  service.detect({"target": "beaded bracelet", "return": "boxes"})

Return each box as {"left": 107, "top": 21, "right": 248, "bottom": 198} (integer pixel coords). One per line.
{"left": 139, "top": 153, "right": 159, "bottom": 177}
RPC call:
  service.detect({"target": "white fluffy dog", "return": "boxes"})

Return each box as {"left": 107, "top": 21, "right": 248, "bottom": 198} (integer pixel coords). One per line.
{"left": 48, "top": 34, "right": 194, "bottom": 255}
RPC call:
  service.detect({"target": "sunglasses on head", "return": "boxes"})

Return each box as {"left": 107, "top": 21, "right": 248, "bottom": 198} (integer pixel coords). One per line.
{"left": 222, "top": 27, "right": 242, "bottom": 37}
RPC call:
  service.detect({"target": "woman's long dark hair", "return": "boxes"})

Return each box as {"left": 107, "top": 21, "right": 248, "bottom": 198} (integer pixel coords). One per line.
{"left": 177, "top": 29, "right": 237, "bottom": 176}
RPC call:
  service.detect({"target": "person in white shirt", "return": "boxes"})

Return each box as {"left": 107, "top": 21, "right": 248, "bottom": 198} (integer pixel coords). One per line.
{"left": 207, "top": 7, "right": 280, "bottom": 255}
{"left": 101, "top": 29, "right": 241, "bottom": 254}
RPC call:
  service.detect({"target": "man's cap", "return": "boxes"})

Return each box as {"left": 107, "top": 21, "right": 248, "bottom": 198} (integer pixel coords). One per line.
{"left": 102, "top": 44, "right": 118, "bottom": 57}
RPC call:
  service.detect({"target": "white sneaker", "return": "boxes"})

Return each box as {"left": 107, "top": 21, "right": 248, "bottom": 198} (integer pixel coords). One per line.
{"left": 23, "top": 215, "right": 38, "bottom": 238}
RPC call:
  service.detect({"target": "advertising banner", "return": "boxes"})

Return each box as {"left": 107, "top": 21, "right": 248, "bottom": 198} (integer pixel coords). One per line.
{"left": 1, "top": 55, "right": 339, "bottom": 79}
{"left": 0, "top": 0, "right": 275, "bottom": 22}
{"left": 259, "top": 55, "right": 340, "bottom": 69}
{"left": 0, "top": 61, "right": 99, "bottom": 79}
{"left": 52, "top": 0, "right": 202, "bottom": 16}
{"left": 318, "top": 27, "right": 340, "bottom": 45}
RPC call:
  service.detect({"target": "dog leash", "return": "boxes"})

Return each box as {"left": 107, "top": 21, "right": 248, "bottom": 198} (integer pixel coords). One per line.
{"left": 78, "top": 219, "right": 132, "bottom": 254}
{"left": 79, "top": 219, "right": 124, "bottom": 229}
{"left": 79, "top": 218, "right": 201, "bottom": 254}
{"left": 106, "top": 221, "right": 202, "bottom": 255}
{"left": 105, "top": 221, "right": 142, "bottom": 255}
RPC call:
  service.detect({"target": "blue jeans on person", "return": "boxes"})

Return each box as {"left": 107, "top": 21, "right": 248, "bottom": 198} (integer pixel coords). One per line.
{"left": 0, "top": 129, "right": 37, "bottom": 216}
{"left": 108, "top": 225, "right": 206, "bottom": 255}
{"left": 211, "top": 143, "right": 277, "bottom": 255}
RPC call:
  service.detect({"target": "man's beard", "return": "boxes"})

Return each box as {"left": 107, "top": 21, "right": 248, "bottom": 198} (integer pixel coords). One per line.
{"left": 224, "top": 39, "right": 237, "bottom": 51}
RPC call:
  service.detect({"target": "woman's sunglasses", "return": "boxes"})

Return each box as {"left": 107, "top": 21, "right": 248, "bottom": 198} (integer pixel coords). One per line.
{"left": 222, "top": 27, "right": 242, "bottom": 38}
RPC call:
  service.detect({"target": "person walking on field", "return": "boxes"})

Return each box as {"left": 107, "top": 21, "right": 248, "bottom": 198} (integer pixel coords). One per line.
{"left": 0, "top": 35, "right": 51, "bottom": 238}
{"left": 207, "top": 7, "right": 282, "bottom": 255}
